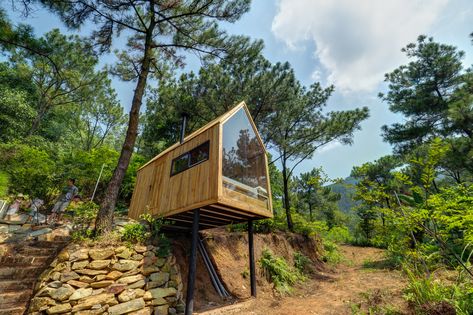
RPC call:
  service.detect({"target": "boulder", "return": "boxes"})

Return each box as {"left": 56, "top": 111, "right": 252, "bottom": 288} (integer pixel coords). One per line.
{"left": 89, "top": 248, "right": 114, "bottom": 260}
{"left": 131, "top": 254, "right": 144, "bottom": 261}
{"left": 142, "top": 265, "right": 160, "bottom": 276}
{"left": 29, "top": 297, "right": 56, "bottom": 312}
{"left": 117, "top": 274, "right": 144, "bottom": 285}
{"left": 118, "top": 289, "right": 139, "bottom": 302}
{"left": 88, "top": 259, "right": 110, "bottom": 270}
{"left": 90, "top": 280, "right": 114, "bottom": 288}
{"left": 147, "top": 287, "right": 177, "bottom": 299}
{"left": 106, "top": 284, "right": 127, "bottom": 295}
{"left": 72, "top": 260, "right": 89, "bottom": 270}
{"left": 134, "top": 245, "right": 147, "bottom": 253}
{"left": 46, "top": 303, "right": 72, "bottom": 314}
{"left": 47, "top": 281, "right": 62, "bottom": 288}
{"left": 149, "top": 272, "right": 169, "bottom": 286}
{"left": 154, "top": 304, "right": 169, "bottom": 315}
{"left": 108, "top": 298, "right": 145, "bottom": 315}
{"left": 50, "top": 285, "right": 74, "bottom": 301}
{"left": 67, "top": 280, "right": 89, "bottom": 288}
{"left": 79, "top": 275, "right": 94, "bottom": 283}
{"left": 116, "top": 248, "right": 133, "bottom": 259}
{"left": 105, "top": 270, "right": 123, "bottom": 280}
{"left": 69, "top": 287, "right": 93, "bottom": 301}
{"left": 149, "top": 297, "right": 168, "bottom": 306}
{"left": 113, "top": 260, "right": 141, "bottom": 272}
{"left": 70, "top": 249, "right": 89, "bottom": 261}
{"left": 127, "top": 279, "right": 146, "bottom": 289}
{"left": 71, "top": 293, "right": 115, "bottom": 312}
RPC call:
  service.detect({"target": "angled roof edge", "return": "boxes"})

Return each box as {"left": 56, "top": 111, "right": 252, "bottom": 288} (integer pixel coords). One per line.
{"left": 139, "top": 101, "right": 267, "bottom": 170}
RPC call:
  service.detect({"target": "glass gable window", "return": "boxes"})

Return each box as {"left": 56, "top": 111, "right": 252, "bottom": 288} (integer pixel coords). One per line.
{"left": 222, "top": 108, "right": 268, "bottom": 204}
{"left": 171, "top": 141, "right": 210, "bottom": 176}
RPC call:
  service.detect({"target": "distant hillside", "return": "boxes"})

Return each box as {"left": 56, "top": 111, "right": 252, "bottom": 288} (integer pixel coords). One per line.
{"left": 329, "top": 177, "right": 359, "bottom": 214}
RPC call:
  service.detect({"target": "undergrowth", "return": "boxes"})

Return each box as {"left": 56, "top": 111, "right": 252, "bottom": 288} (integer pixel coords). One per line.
{"left": 259, "top": 248, "right": 306, "bottom": 294}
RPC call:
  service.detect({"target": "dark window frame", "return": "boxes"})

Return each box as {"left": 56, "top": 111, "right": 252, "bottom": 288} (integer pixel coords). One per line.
{"left": 170, "top": 141, "right": 210, "bottom": 176}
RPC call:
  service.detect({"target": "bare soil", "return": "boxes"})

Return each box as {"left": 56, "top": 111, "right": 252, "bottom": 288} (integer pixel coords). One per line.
{"left": 195, "top": 243, "right": 409, "bottom": 315}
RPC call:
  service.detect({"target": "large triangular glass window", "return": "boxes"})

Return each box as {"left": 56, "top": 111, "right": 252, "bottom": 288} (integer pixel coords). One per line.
{"left": 222, "top": 108, "right": 269, "bottom": 207}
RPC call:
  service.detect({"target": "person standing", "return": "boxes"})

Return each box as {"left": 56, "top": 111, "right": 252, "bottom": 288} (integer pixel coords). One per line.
{"left": 48, "top": 178, "right": 78, "bottom": 224}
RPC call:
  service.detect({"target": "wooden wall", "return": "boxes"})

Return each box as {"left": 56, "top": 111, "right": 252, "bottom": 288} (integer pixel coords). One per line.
{"left": 129, "top": 124, "right": 220, "bottom": 219}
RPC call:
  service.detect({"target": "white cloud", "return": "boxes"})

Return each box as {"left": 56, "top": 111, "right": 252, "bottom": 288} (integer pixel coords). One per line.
{"left": 317, "top": 141, "right": 342, "bottom": 154}
{"left": 272, "top": 0, "right": 449, "bottom": 92}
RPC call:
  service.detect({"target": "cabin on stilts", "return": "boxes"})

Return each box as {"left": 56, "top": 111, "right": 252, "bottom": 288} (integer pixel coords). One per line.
{"left": 128, "top": 101, "right": 271, "bottom": 314}
{"left": 128, "top": 101, "right": 273, "bottom": 228}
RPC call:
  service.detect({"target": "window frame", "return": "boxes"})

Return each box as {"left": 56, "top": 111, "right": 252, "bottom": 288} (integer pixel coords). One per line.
{"left": 170, "top": 141, "right": 210, "bottom": 177}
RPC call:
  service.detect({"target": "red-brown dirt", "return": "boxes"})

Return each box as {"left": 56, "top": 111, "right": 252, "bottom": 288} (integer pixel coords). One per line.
{"left": 185, "top": 236, "right": 409, "bottom": 315}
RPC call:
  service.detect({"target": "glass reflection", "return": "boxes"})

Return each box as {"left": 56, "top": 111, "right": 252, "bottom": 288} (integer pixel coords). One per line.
{"left": 222, "top": 108, "right": 268, "bottom": 203}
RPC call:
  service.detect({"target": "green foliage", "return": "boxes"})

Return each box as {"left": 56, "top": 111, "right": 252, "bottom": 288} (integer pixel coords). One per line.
{"left": 321, "top": 240, "right": 343, "bottom": 264}
{"left": 156, "top": 234, "right": 172, "bottom": 258}
{"left": 69, "top": 201, "right": 99, "bottom": 241}
{"left": 121, "top": 222, "right": 149, "bottom": 244}
{"left": 403, "top": 268, "right": 473, "bottom": 315}
{"left": 0, "top": 141, "right": 56, "bottom": 198}
{"left": 325, "top": 226, "right": 353, "bottom": 244}
{"left": 293, "top": 251, "right": 312, "bottom": 274}
{"left": 259, "top": 248, "right": 305, "bottom": 294}
{"left": 139, "top": 213, "right": 164, "bottom": 240}
{"left": 0, "top": 171, "right": 9, "bottom": 198}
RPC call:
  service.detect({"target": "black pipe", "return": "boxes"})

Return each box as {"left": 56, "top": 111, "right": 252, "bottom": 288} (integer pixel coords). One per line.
{"left": 248, "top": 219, "right": 256, "bottom": 297}
{"left": 185, "top": 209, "right": 200, "bottom": 315}
{"left": 198, "top": 238, "right": 224, "bottom": 297}
{"left": 180, "top": 113, "right": 188, "bottom": 144}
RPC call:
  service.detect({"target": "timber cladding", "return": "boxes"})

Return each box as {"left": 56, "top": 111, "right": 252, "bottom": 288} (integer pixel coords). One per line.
{"left": 128, "top": 101, "right": 273, "bottom": 229}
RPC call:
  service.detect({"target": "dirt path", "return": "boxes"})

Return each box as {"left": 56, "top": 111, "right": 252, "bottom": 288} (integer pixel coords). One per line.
{"left": 198, "top": 245, "right": 408, "bottom": 315}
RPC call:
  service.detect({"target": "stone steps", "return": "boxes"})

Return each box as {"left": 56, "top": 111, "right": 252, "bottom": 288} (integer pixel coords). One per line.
{"left": 0, "top": 232, "right": 70, "bottom": 314}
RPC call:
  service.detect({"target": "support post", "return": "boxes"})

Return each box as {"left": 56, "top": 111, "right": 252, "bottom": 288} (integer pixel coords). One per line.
{"left": 248, "top": 219, "right": 256, "bottom": 297}
{"left": 185, "top": 209, "right": 200, "bottom": 315}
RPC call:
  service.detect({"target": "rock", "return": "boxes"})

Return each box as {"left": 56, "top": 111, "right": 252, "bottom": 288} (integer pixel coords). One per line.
{"left": 69, "top": 287, "right": 93, "bottom": 301}
{"left": 71, "top": 293, "right": 115, "bottom": 312}
{"left": 53, "top": 262, "right": 70, "bottom": 272}
{"left": 118, "top": 289, "right": 139, "bottom": 302}
{"left": 72, "top": 260, "right": 90, "bottom": 270}
{"left": 127, "top": 279, "right": 146, "bottom": 289}
{"left": 113, "top": 260, "right": 141, "bottom": 271}
{"left": 131, "top": 254, "right": 144, "bottom": 261}
{"left": 149, "top": 297, "right": 168, "bottom": 306}
{"left": 156, "top": 258, "right": 166, "bottom": 268}
{"left": 143, "top": 291, "right": 153, "bottom": 300}
{"left": 67, "top": 280, "right": 89, "bottom": 288}
{"left": 29, "top": 297, "right": 56, "bottom": 312}
{"left": 134, "top": 245, "right": 147, "bottom": 253}
{"left": 74, "top": 308, "right": 106, "bottom": 315}
{"left": 57, "top": 250, "right": 70, "bottom": 262}
{"left": 116, "top": 248, "right": 133, "bottom": 259}
{"left": 106, "top": 284, "right": 127, "bottom": 295}
{"left": 79, "top": 276, "right": 94, "bottom": 283}
{"left": 51, "top": 272, "right": 61, "bottom": 281}
{"left": 149, "top": 272, "right": 169, "bottom": 286}
{"left": 28, "top": 228, "right": 52, "bottom": 237}
{"left": 90, "top": 280, "right": 114, "bottom": 288}
{"left": 147, "top": 287, "right": 177, "bottom": 299}
{"left": 47, "top": 303, "right": 72, "bottom": 314}
{"left": 50, "top": 285, "right": 74, "bottom": 301}
{"left": 168, "top": 307, "right": 177, "bottom": 315}
{"left": 88, "top": 259, "right": 110, "bottom": 270}
{"left": 115, "top": 246, "right": 128, "bottom": 253}
{"left": 130, "top": 307, "right": 152, "bottom": 315}
{"left": 47, "top": 281, "right": 62, "bottom": 288}
{"left": 70, "top": 249, "right": 89, "bottom": 261}
{"left": 154, "top": 304, "right": 169, "bottom": 315}
{"left": 95, "top": 274, "right": 106, "bottom": 281}
{"left": 142, "top": 265, "right": 160, "bottom": 276}
{"left": 89, "top": 248, "right": 114, "bottom": 260}
{"left": 76, "top": 269, "right": 108, "bottom": 276}
{"left": 108, "top": 298, "right": 145, "bottom": 315}
{"left": 175, "top": 303, "right": 185, "bottom": 313}
{"left": 36, "top": 286, "right": 55, "bottom": 297}
{"left": 105, "top": 270, "right": 123, "bottom": 280}
{"left": 117, "top": 274, "right": 144, "bottom": 285}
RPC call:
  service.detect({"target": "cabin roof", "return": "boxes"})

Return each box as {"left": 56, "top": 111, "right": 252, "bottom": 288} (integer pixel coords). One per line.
{"left": 139, "top": 101, "right": 267, "bottom": 171}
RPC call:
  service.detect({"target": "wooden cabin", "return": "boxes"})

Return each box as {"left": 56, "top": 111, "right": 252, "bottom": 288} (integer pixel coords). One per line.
{"left": 129, "top": 102, "right": 273, "bottom": 230}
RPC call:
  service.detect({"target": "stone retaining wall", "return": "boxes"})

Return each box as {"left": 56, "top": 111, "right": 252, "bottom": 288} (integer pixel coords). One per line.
{"left": 28, "top": 242, "right": 184, "bottom": 315}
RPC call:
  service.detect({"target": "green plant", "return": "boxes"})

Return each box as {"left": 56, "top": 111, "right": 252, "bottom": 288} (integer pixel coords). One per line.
{"left": 293, "top": 251, "right": 312, "bottom": 274}
{"left": 259, "top": 248, "right": 305, "bottom": 294}
{"left": 68, "top": 201, "right": 99, "bottom": 241}
{"left": 0, "top": 171, "right": 9, "bottom": 198}
{"left": 121, "top": 222, "right": 149, "bottom": 244}
{"left": 325, "top": 226, "right": 354, "bottom": 244}
{"left": 241, "top": 268, "right": 249, "bottom": 279}
{"left": 322, "top": 239, "right": 343, "bottom": 264}
{"left": 139, "top": 212, "right": 164, "bottom": 239}
{"left": 156, "top": 234, "right": 171, "bottom": 258}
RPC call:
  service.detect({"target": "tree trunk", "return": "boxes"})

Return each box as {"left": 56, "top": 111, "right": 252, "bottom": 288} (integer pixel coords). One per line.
{"left": 95, "top": 27, "right": 154, "bottom": 234}
{"left": 281, "top": 159, "right": 294, "bottom": 232}
{"left": 308, "top": 203, "right": 313, "bottom": 221}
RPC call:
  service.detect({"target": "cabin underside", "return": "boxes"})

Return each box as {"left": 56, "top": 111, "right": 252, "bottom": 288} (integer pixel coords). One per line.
{"left": 162, "top": 203, "right": 268, "bottom": 231}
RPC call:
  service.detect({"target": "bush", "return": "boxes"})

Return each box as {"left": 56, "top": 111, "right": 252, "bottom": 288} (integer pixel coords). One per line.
{"left": 68, "top": 201, "right": 99, "bottom": 241}
{"left": 293, "top": 251, "right": 312, "bottom": 274}
{"left": 121, "top": 222, "right": 149, "bottom": 244}
{"left": 259, "top": 248, "right": 305, "bottom": 294}
{"left": 325, "top": 226, "right": 353, "bottom": 244}
{"left": 0, "top": 171, "right": 9, "bottom": 198}
{"left": 321, "top": 239, "right": 343, "bottom": 264}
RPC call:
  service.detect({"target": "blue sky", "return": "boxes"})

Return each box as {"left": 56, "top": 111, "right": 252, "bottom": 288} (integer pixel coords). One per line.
{"left": 6, "top": 1, "right": 473, "bottom": 179}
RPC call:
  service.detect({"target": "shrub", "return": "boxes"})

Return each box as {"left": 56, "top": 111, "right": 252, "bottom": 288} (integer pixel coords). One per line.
{"left": 121, "top": 222, "right": 149, "bottom": 244}
{"left": 293, "top": 251, "right": 312, "bottom": 274}
{"left": 0, "top": 171, "right": 9, "bottom": 198}
{"left": 259, "top": 248, "right": 305, "bottom": 294}
{"left": 321, "top": 239, "right": 343, "bottom": 264}
{"left": 325, "top": 226, "right": 353, "bottom": 244}
{"left": 156, "top": 234, "right": 171, "bottom": 258}
{"left": 68, "top": 201, "right": 99, "bottom": 241}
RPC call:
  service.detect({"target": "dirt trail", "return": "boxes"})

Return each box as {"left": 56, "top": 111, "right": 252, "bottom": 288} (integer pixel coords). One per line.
{"left": 197, "top": 245, "right": 408, "bottom": 315}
